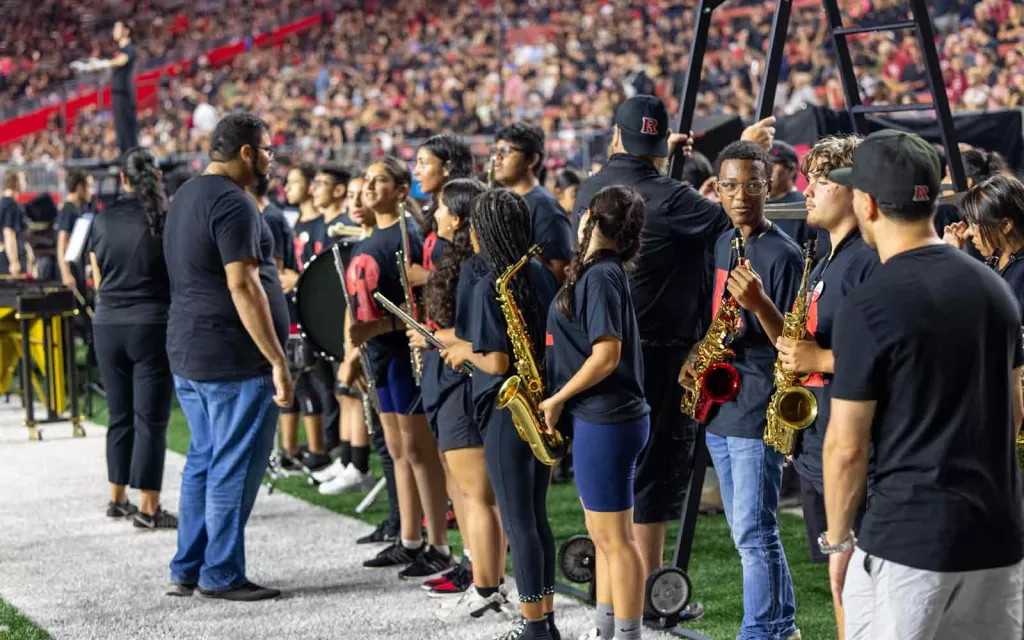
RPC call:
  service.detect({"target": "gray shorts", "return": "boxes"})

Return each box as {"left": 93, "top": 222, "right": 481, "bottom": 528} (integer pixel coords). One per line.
{"left": 844, "top": 546, "right": 1024, "bottom": 640}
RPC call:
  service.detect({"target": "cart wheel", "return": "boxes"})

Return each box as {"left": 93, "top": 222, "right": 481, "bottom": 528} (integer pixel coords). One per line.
{"left": 558, "top": 535, "right": 596, "bottom": 584}
{"left": 644, "top": 566, "right": 692, "bottom": 618}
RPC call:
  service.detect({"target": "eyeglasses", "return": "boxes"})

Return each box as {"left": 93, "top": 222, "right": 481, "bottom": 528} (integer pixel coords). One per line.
{"left": 257, "top": 145, "right": 277, "bottom": 159}
{"left": 492, "top": 144, "right": 524, "bottom": 158}
{"left": 716, "top": 180, "right": 768, "bottom": 196}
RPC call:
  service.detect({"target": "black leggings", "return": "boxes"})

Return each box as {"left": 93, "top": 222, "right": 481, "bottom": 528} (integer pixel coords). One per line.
{"left": 93, "top": 323, "right": 173, "bottom": 491}
{"left": 483, "top": 410, "right": 555, "bottom": 603}
{"left": 371, "top": 409, "right": 400, "bottom": 532}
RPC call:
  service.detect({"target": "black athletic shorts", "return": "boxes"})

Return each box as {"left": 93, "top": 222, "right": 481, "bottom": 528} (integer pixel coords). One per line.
{"left": 633, "top": 345, "right": 696, "bottom": 524}
{"left": 430, "top": 383, "right": 482, "bottom": 452}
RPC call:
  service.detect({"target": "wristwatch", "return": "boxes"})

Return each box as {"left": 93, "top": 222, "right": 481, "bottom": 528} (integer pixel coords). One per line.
{"left": 817, "top": 531, "right": 856, "bottom": 555}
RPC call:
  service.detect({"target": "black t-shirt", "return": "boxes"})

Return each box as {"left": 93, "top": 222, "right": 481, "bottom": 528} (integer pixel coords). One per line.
{"left": 0, "top": 196, "right": 27, "bottom": 275}
{"left": 706, "top": 223, "right": 803, "bottom": 439}
{"left": 346, "top": 220, "right": 423, "bottom": 385}
{"left": 111, "top": 43, "right": 136, "bottom": 96}
{"left": 57, "top": 201, "right": 81, "bottom": 234}
{"left": 87, "top": 194, "right": 169, "bottom": 325}
{"left": 460, "top": 259, "right": 559, "bottom": 427}
{"left": 572, "top": 154, "right": 730, "bottom": 346}
{"left": 832, "top": 243, "right": 1024, "bottom": 572}
{"left": 998, "top": 254, "right": 1024, "bottom": 318}
{"left": 421, "top": 249, "right": 480, "bottom": 420}
{"left": 523, "top": 186, "right": 573, "bottom": 265}
{"left": 791, "top": 230, "right": 879, "bottom": 489}
{"left": 545, "top": 254, "right": 650, "bottom": 424}
{"left": 164, "top": 175, "right": 290, "bottom": 381}
{"left": 263, "top": 203, "right": 298, "bottom": 273}
{"left": 293, "top": 215, "right": 326, "bottom": 270}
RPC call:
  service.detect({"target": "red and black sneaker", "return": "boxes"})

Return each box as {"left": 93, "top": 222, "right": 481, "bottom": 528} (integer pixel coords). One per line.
{"left": 427, "top": 563, "right": 472, "bottom": 597}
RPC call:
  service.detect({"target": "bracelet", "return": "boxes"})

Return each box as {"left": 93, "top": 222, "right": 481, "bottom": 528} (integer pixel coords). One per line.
{"left": 817, "top": 531, "right": 856, "bottom": 555}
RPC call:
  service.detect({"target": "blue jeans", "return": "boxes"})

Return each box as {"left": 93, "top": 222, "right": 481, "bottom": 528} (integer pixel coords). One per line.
{"left": 169, "top": 374, "right": 279, "bottom": 591}
{"left": 706, "top": 433, "right": 797, "bottom": 640}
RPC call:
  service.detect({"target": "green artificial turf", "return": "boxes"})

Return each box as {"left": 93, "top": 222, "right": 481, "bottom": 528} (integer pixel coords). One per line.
{"left": 0, "top": 599, "right": 50, "bottom": 640}
{"left": 85, "top": 392, "right": 837, "bottom": 640}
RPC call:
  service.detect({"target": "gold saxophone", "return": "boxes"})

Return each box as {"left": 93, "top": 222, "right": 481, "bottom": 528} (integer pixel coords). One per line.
{"left": 764, "top": 236, "right": 820, "bottom": 455}
{"left": 495, "top": 244, "right": 567, "bottom": 466}
{"left": 681, "top": 229, "right": 745, "bottom": 423}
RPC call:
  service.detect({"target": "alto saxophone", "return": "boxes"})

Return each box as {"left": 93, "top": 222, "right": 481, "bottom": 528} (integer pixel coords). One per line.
{"left": 764, "top": 235, "right": 820, "bottom": 455}
{"left": 494, "top": 244, "right": 567, "bottom": 466}
{"left": 681, "top": 229, "right": 745, "bottom": 423}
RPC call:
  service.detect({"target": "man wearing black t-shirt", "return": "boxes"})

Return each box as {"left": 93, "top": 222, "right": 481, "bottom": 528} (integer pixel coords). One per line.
{"left": 57, "top": 170, "right": 94, "bottom": 290}
{"left": 494, "top": 122, "right": 574, "bottom": 283}
{"left": 93, "top": 21, "right": 137, "bottom": 154}
{"left": 822, "top": 130, "right": 1024, "bottom": 639}
{"left": 0, "top": 169, "right": 29, "bottom": 277}
{"left": 165, "top": 113, "right": 293, "bottom": 602}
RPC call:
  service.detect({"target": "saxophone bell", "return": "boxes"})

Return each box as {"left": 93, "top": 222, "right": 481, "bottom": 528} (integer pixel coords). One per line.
{"left": 698, "top": 362, "right": 742, "bottom": 416}
{"left": 770, "top": 385, "right": 818, "bottom": 431}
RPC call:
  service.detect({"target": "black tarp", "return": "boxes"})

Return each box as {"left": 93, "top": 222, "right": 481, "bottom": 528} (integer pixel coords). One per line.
{"left": 775, "top": 107, "right": 1023, "bottom": 171}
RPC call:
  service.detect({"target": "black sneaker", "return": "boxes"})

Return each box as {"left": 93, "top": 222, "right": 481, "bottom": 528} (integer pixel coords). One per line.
{"left": 106, "top": 500, "right": 139, "bottom": 518}
{"left": 195, "top": 581, "right": 281, "bottom": 602}
{"left": 133, "top": 508, "right": 178, "bottom": 530}
{"left": 301, "top": 451, "right": 333, "bottom": 472}
{"left": 166, "top": 583, "right": 196, "bottom": 597}
{"left": 492, "top": 620, "right": 553, "bottom": 640}
{"left": 363, "top": 541, "right": 423, "bottom": 568}
{"left": 357, "top": 520, "right": 399, "bottom": 544}
{"left": 398, "top": 545, "right": 455, "bottom": 579}
{"left": 427, "top": 564, "right": 474, "bottom": 597}
{"left": 278, "top": 454, "right": 305, "bottom": 475}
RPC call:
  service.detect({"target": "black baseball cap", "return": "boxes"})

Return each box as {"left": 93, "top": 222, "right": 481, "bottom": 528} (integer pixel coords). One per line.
{"left": 769, "top": 141, "right": 799, "bottom": 166}
{"left": 829, "top": 130, "right": 941, "bottom": 211}
{"left": 613, "top": 95, "right": 670, "bottom": 158}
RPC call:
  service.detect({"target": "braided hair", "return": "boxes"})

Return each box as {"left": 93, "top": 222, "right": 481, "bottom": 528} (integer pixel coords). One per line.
{"left": 471, "top": 189, "right": 546, "bottom": 353}
{"left": 424, "top": 179, "right": 486, "bottom": 326}
{"left": 556, "top": 185, "right": 645, "bottom": 320}
{"left": 122, "top": 147, "right": 168, "bottom": 239}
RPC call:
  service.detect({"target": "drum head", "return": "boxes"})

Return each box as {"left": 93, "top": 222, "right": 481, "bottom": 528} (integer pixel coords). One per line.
{"left": 294, "top": 250, "right": 348, "bottom": 361}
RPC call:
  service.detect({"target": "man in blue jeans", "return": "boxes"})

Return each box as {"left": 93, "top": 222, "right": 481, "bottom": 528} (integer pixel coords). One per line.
{"left": 681, "top": 141, "right": 803, "bottom": 639}
{"left": 163, "top": 112, "right": 294, "bottom": 602}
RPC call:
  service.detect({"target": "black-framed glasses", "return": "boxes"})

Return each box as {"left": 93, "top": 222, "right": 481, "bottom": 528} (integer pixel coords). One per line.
{"left": 716, "top": 179, "right": 768, "bottom": 196}
{"left": 257, "top": 145, "right": 277, "bottom": 159}
{"left": 492, "top": 144, "right": 524, "bottom": 158}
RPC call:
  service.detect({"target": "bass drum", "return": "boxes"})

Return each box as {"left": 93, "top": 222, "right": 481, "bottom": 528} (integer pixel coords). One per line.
{"left": 293, "top": 245, "right": 350, "bottom": 362}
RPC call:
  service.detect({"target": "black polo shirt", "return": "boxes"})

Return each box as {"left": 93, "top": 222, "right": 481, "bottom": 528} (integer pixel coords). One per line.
{"left": 791, "top": 229, "right": 879, "bottom": 489}
{"left": 164, "top": 175, "right": 290, "bottom": 381}
{"left": 459, "top": 258, "right": 559, "bottom": 428}
{"left": 832, "top": 243, "right": 1024, "bottom": 572}
{"left": 87, "top": 194, "right": 169, "bottom": 325}
{"left": 262, "top": 203, "right": 297, "bottom": 273}
{"left": 705, "top": 223, "right": 803, "bottom": 440}
{"left": 572, "top": 154, "right": 730, "bottom": 346}
{"left": 346, "top": 220, "right": 423, "bottom": 385}
{"left": 545, "top": 253, "right": 650, "bottom": 424}
{"left": 523, "top": 186, "right": 573, "bottom": 266}
{"left": 0, "top": 196, "right": 27, "bottom": 275}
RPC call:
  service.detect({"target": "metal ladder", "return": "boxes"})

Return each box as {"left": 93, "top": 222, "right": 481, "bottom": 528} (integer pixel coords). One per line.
{"left": 752, "top": 0, "right": 968, "bottom": 191}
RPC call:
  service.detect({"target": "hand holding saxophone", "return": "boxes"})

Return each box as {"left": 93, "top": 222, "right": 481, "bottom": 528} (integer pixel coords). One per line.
{"left": 726, "top": 259, "right": 769, "bottom": 312}
{"left": 678, "top": 351, "right": 699, "bottom": 392}
{"left": 775, "top": 336, "right": 831, "bottom": 374}
{"left": 536, "top": 397, "right": 562, "bottom": 436}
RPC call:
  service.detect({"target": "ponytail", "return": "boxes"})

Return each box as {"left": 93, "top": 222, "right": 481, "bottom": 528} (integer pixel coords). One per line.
{"left": 122, "top": 147, "right": 168, "bottom": 239}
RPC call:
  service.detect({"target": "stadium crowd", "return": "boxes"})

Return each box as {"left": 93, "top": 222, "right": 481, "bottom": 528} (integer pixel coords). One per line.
{"left": 1, "top": 0, "right": 1022, "bottom": 165}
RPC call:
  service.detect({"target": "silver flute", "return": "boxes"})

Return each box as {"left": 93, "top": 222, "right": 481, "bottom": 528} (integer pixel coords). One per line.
{"left": 396, "top": 204, "right": 424, "bottom": 384}
{"left": 373, "top": 292, "right": 474, "bottom": 376}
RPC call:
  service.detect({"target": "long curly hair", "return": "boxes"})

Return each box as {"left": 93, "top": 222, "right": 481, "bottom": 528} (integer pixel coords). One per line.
{"left": 557, "top": 185, "right": 645, "bottom": 320}
{"left": 424, "top": 179, "right": 486, "bottom": 326}
{"left": 122, "top": 147, "right": 168, "bottom": 239}
{"left": 471, "top": 189, "right": 546, "bottom": 355}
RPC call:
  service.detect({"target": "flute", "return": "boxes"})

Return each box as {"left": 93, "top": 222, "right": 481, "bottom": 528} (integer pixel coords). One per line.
{"left": 373, "top": 292, "right": 474, "bottom": 376}
{"left": 396, "top": 204, "right": 425, "bottom": 384}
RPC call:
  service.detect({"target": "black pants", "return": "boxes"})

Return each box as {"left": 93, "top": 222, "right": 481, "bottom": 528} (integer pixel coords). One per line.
{"left": 93, "top": 323, "right": 173, "bottom": 491}
{"left": 112, "top": 93, "right": 138, "bottom": 155}
{"left": 633, "top": 345, "right": 695, "bottom": 523}
{"left": 371, "top": 411, "right": 400, "bottom": 532}
{"left": 483, "top": 410, "right": 555, "bottom": 602}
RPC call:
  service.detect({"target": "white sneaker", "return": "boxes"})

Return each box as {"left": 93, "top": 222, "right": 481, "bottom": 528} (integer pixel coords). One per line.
{"left": 576, "top": 629, "right": 603, "bottom": 640}
{"left": 318, "top": 464, "right": 375, "bottom": 495}
{"left": 311, "top": 458, "right": 346, "bottom": 484}
{"left": 435, "top": 590, "right": 513, "bottom": 623}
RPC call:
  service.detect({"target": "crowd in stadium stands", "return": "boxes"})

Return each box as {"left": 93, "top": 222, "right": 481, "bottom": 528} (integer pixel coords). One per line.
{"left": 1, "top": 0, "right": 1022, "bottom": 165}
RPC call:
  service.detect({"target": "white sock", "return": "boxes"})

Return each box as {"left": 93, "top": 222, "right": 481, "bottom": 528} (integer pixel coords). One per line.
{"left": 463, "top": 548, "right": 472, "bottom": 562}
{"left": 401, "top": 538, "right": 422, "bottom": 550}
{"left": 431, "top": 544, "right": 451, "bottom": 557}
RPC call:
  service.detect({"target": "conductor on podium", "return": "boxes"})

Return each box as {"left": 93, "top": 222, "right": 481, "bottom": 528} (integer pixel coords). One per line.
{"left": 80, "top": 21, "right": 137, "bottom": 155}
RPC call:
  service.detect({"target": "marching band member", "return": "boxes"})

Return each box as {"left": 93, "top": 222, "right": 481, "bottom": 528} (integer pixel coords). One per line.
{"left": 493, "top": 123, "right": 574, "bottom": 283}
{"left": 540, "top": 186, "right": 649, "bottom": 640}
{"left": 775, "top": 135, "right": 877, "bottom": 638}
{"left": 680, "top": 141, "right": 802, "bottom": 640}
{"left": 344, "top": 158, "right": 454, "bottom": 578}
{"left": 88, "top": 148, "right": 175, "bottom": 529}
{"left": 57, "top": 169, "right": 94, "bottom": 290}
{"left": 0, "top": 169, "right": 29, "bottom": 277}
{"left": 442, "top": 189, "right": 561, "bottom": 640}
{"left": 408, "top": 179, "right": 511, "bottom": 615}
